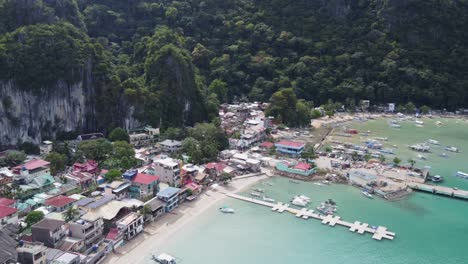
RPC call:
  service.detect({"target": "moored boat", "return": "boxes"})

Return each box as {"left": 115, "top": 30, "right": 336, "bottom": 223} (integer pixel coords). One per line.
{"left": 250, "top": 192, "right": 262, "bottom": 197}
{"left": 427, "top": 139, "right": 439, "bottom": 145}
{"left": 361, "top": 190, "right": 373, "bottom": 198}
{"left": 445, "top": 146, "right": 460, "bottom": 153}
{"left": 262, "top": 196, "right": 275, "bottom": 202}
{"left": 152, "top": 253, "right": 177, "bottom": 264}
{"left": 455, "top": 171, "right": 468, "bottom": 179}
{"left": 291, "top": 197, "right": 308, "bottom": 207}
{"left": 430, "top": 175, "right": 443, "bottom": 183}
{"left": 219, "top": 206, "right": 235, "bottom": 213}
{"left": 253, "top": 188, "right": 264, "bottom": 193}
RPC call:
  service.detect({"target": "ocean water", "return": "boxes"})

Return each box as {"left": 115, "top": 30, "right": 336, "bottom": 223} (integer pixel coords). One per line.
{"left": 147, "top": 118, "right": 468, "bottom": 264}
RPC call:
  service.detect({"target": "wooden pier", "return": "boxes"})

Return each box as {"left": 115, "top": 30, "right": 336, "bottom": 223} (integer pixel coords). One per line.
{"left": 407, "top": 183, "right": 468, "bottom": 200}
{"left": 226, "top": 193, "right": 395, "bottom": 241}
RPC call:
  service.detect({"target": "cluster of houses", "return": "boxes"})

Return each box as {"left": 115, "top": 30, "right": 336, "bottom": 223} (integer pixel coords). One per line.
{"left": 0, "top": 103, "right": 322, "bottom": 264}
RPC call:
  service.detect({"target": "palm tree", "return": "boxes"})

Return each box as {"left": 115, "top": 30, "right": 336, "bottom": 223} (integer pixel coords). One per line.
{"left": 64, "top": 207, "right": 79, "bottom": 222}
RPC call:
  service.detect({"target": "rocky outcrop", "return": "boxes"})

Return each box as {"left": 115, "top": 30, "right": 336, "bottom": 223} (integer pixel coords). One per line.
{"left": 0, "top": 63, "right": 95, "bottom": 145}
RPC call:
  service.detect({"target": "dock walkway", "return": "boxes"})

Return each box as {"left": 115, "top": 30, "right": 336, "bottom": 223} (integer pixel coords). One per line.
{"left": 226, "top": 193, "right": 395, "bottom": 241}
{"left": 407, "top": 183, "right": 468, "bottom": 200}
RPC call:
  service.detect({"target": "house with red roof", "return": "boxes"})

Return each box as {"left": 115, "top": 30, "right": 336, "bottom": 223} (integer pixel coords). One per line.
{"left": 204, "top": 162, "right": 227, "bottom": 179}
{"left": 0, "top": 205, "right": 18, "bottom": 229}
{"left": 65, "top": 171, "right": 94, "bottom": 189}
{"left": 73, "top": 160, "right": 99, "bottom": 175}
{"left": 275, "top": 161, "right": 316, "bottom": 177}
{"left": 260, "top": 141, "right": 274, "bottom": 149}
{"left": 122, "top": 170, "right": 160, "bottom": 198}
{"left": 0, "top": 198, "right": 14, "bottom": 207}
{"left": 12, "top": 159, "right": 51, "bottom": 177}
{"left": 105, "top": 228, "right": 124, "bottom": 250}
{"left": 44, "top": 195, "right": 77, "bottom": 212}
{"left": 275, "top": 140, "right": 306, "bottom": 156}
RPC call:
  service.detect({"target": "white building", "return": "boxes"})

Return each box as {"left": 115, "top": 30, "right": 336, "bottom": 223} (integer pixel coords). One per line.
{"left": 160, "top": 140, "right": 182, "bottom": 153}
{"left": 116, "top": 212, "right": 144, "bottom": 241}
{"left": 149, "top": 156, "right": 182, "bottom": 187}
{"left": 69, "top": 218, "right": 104, "bottom": 247}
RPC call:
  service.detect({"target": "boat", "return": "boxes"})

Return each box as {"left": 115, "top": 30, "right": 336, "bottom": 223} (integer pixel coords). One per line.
{"left": 455, "top": 171, "right": 468, "bottom": 179}
{"left": 427, "top": 139, "right": 439, "bottom": 145}
{"left": 250, "top": 192, "right": 262, "bottom": 197}
{"left": 374, "top": 137, "right": 388, "bottom": 141}
{"left": 415, "top": 120, "right": 424, "bottom": 125}
{"left": 219, "top": 206, "right": 235, "bottom": 213}
{"left": 430, "top": 175, "right": 443, "bottom": 183}
{"left": 417, "top": 154, "right": 426, "bottom": 160}
{"left": 252, "top": 188, "right": 264, "bottom": 193}
{"left": 390, "top": 123, "right": 401, "bottom": 128}
{"left": 291, "top": 197, "right": 308, "bottom": 207}
{"left": 289, "top": 180, "right": 300, "bottom": 184}
{"left": 314, "top": 182, "right": 324, "bottom": 186}
{"left": 316, "top": 199, "right": 338, "bottom": 215}
{"left": 415, "top": 124, "right": 424, "bottom": 128}
{"left": 263, "top": 182, "right": 274, "bottom": 186}
{"left": 262, "top": 196, "right": 275, "bottom": 202}
{"left": 445, "top": 146, "right": 460, "bottom": 153}
{"left": 361, "top": 190, "right": 373, "bottom": 198}
{"left": 152, "top": 253, "right": 177, "bottom": 264}
{"left": 439, "top": 153, "right": 448, "bottom": 158}
{"left": 391, "top": 145, "right": 398, "bottom": 148}
{"left": 296, "top": 195, "right": 311, "bottom": 202}
{"left": 321, "top": 180, "right": 331, "bottom": 185}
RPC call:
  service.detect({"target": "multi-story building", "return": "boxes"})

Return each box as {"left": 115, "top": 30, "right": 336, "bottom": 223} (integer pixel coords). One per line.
{"left": 17, "top": 241, "right": 47, "bottom": 264}
{"left": 116, "top": 212, "right": 144, "bottom": 241}
{"left": 160, "top": 140, "right": 182, "bottom": 153}
{"left": 39, "top": 140, "right": 53, "bottom": 156}
{"left": 157, "top": 187, "right": 180, "bottom": 212}
{"left": 122, "top": 170, "right": 159, "bottom": 198}
{"left": 68, "top": 217, "right": 104, "bottom": 248}
{"left": 275, "top": 140, "right": 305, "bottom": 156}
{"left": 31, "top": 218, "right": 66, "bottom": 248}
{"left": 142, "top": 197, "right": 165, "bottom": 222}
{"left": 12, "top": 159, "right": 51, "bottom": 183}
{"left": 149, "top": 156, "right": 181, "bottom": 187}
{"left": 129, "top": 126, "right": 159, "bottom": 148}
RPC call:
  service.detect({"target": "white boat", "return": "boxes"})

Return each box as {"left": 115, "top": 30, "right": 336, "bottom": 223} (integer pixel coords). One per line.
{"left": 361, "top": 191, "right": 373, "bottom": 198}
{"left": 415, "top": 124, "right": 424, "bottom": 128}
{"left": 445, "top": 146, "right": 460, "bottom": 153}
{"left": 152, "top": 253, "right": 177, "bottom": 264}
{"left": 390, "top": 123, "right": 401, "bottom": 128}
{"left": 417, "top": 154, "right": 426, "bottom": 160}
{"left": 219, "top": 206, "right": 235, "bottom": 213}
{"left": 297, "top": 195, "right": 311, "bottom": 202}
{"left": 250, "top": 192, "right": 262, "bottom": 197}
{"left": 321, "top": 180, "right": 331, "bottom": 185}
{"left": 439, "top": 153, "right": 448, "bottom": 158}
{"left": 262, "top": 196, "right": 275, "bottom": 202}
{"left": 252, "top": 188, "right": 264, "bottom": 193}
{"left": 289, "top": 180, "right": 300, "bottom": 184}
{"left": 415, "top": 120, "right": 424, "bottom": 125}
{"left": 291, "top": 197, "right": 308, "bottom": 207}
{"left": 427, "top": 139, "right": 439, "bottom": 145}
{"left": 456, "top": 171, "right": 468, "bottom": 179}
{"left": 391, "top": 145, "right": 398, "bottom": 148}
{"left": 314, "top": 182, "right": 324, "bottom": 186}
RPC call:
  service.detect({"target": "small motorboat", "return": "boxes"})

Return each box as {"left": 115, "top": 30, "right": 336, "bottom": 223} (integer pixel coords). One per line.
{"left": 430, "top": 175, "right": 443, "bottom": 183}
{"left": 219, "top": 206, "right": 235, "bottom": 214}
{"left": 262, "top": 196, "right": 275, "bottom": 202}
{"left": 152, "top": 253, "right": 177, "bottom": 264}
{"left": 361, "top": 190, "right": 373, "bottom": 198}
{"left": 252, "top": 188, "right": 264, "bottom": 193}
{"left": 417, "top": 154, "right": 426, "bottom": 160}
{"left": 250, "top": 192, "right": 262, "bottom": 197}
{"left": 314, "top": 182, "right": 324, "bottom": 186}
{"left": 445, "top": 146, "right": 460, "bottom": 153}
{"left": 289, "top": 180, "right": 300, "bottom": 184}
{"left": 427, "top": 139, "right": 439, "bottom": 145}
{"left": 439, "top": 153, "right": 448, "bottom": 158}
{"left": 321, "top": 180, "right": 331, "bottom": 185}
{"left": 296, "top": 195, "right": 311, "bottom": 202}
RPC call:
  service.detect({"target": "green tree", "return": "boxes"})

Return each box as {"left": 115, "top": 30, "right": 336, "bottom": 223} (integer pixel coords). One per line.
{"left": 407, "top": 158, "right": 416, "bottom": 168}
{"left": 310, "top": 109, "right": 322, "bottom": 119}
{"left": 163, "top": 127, "right": 182, "bottom": 140}
{"left": 25, "top": 211, "right": 44, "bottom": 226}
{"left": 0, "top": 150, "right": 26, "bottom": 167}
{"left": 405, "top": 102, "right": 416, "bottom": 114}
{"left": 105, "top": 169, "right": 122, "bottom": 182}
{"left": 45, "top": 152, "right": 67, "bottom": 175}
{"left": 420, "top": 105, "right": 430, "bottom": 115}
{"left": 109, "top": 127, "right": 129, "bottom": 142}
{"left": 301, "top": 144, "right": 315, "bottom": 159}
{"left": 220, "top": 172, "right": 233, "bottom": 184}
{"left": 18, "top": 142, "right": 40, "bottom": 155}
{"left": 393, "top": 157, "right": 402, "bottom": 166}
{"left": 208, "top": 79, "right": 228, "bottom": 103}
{"left": 140, "top": 204, "right": 153, "bottom": 221}
{"left": 76, "top": 139, "right": 112, "bottom": 162}
{"left": 64, "top": 207, "right": 79, "bottom": 222}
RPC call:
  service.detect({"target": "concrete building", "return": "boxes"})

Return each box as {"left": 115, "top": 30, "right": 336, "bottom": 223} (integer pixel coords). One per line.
{"left": 129, "top": 126, "right": 159, "bottom": 148}
{"left": 0, "top": 205, "right": 18, "bottom": 229}
{"left": 45, "top": 249, "right": 80, "bottom": 264}
{"left": 157, "top": 187, "right": 180, "bottom": 212}
{"left": 160, "top": 140, "right": 182, "bottom": 153}
{"left": 12, "top": 159, "right": 51, "bottom": 183}
{"left": 39, "top": 141, "right": 53, "bottom": 156}
{"left": 142, "top": 197, "right": 165, "bottom": 222}
{"left": 0, "top": 230, "right": 17, "bottom": 263}
{"left": 150, "top": 156, "right": 181, "bottom": 187}
{"left": 116, "top": 212, "right": 144, "bottom": 241}
{"left": 122, "top": 170, "right": 159, "bottom": 198}
{"left": 44, "top": 195, "right": 76, "bottom": 212}
{"left": 275, "top": 140, "right": 305, "bottom": 156}
{"left": 68, "top": 217, "right": 104, "bottom": 247}
{"left": 17, "top": 241, "right": 47, "bottom": 264}
{"left": 31, "top": 218, "right": 66, "bottom": 248}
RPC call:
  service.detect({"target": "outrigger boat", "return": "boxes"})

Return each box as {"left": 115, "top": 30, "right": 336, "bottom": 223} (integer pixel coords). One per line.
{"left": 219, "top": 206, "right": 235, "bottom": 214}
{"left": 152, "top": 253, "right": 177, "bottom": 264}
{"left": 361, "top": 190, "right": 373, "bottom": 198}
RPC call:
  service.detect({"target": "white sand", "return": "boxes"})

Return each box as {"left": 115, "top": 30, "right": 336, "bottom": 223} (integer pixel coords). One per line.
{"left": 104, "top": 174, "right": 268, "bottom": 264}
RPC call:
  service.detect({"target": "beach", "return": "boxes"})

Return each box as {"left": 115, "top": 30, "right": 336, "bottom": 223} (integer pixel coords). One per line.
{"left": 104, "top": 173, "right": 268, "bottom": 264}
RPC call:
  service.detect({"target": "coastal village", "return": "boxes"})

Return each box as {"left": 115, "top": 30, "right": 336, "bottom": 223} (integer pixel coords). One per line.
{"left": 1, "top": 102, "right": 468, "bottom": 264}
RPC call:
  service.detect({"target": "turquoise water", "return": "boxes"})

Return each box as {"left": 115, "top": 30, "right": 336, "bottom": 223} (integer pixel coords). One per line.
{"left": 148, "top": 118, "right": 468, "bottom": 264}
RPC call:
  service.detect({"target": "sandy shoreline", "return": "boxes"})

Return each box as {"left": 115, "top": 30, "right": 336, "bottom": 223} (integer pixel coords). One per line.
{"left": 104, "top": 174, "right": 268, "bottom": 264}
